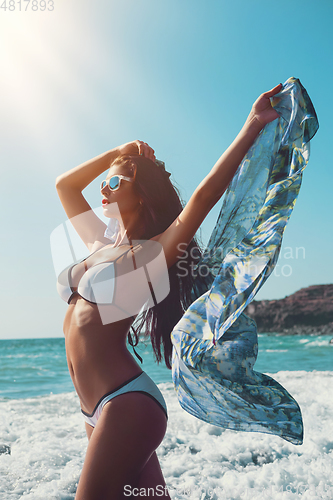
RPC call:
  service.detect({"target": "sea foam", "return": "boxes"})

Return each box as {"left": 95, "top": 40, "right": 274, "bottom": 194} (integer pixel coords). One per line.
{"left": 0, "top": 371, "right": 332, "bottom": 499}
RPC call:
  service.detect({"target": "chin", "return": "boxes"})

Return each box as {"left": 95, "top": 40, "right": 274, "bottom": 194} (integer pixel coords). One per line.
{"left": 102, "top": 202, "right": 122, "bottom": 219}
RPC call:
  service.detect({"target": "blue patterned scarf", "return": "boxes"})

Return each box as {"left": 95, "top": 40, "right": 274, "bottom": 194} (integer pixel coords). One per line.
{"left": 171, "top": 78, "right": 319, "bottom": 445}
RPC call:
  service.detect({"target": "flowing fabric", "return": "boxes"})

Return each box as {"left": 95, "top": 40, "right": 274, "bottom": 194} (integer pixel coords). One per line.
{"left": 171, "top": 77, "right": 319, "bottom": 445}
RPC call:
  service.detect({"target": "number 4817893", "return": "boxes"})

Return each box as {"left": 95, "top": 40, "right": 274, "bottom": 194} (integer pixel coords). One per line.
{"left": 0, "top": 0, "right": 54, "bottom": 11}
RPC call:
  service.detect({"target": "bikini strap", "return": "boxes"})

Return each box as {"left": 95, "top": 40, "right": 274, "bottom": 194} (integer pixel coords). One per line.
{"left": 126, "top": 239, "right": 142, "bottom": 363}
{"left": 128, "top": 327, "right": 143, "bottom": 364}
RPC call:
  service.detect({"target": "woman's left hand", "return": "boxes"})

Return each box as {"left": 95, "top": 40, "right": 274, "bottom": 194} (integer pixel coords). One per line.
{"left": 250, "top": 83, "right": 283, "bottom": 128}
{"left": 117, "top": 140, "right": 156, "bottom": 161}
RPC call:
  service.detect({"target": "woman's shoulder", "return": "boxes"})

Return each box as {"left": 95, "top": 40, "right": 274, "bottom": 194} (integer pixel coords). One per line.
{"left": 89, "top": 240, "right": 112, "bottom": 255}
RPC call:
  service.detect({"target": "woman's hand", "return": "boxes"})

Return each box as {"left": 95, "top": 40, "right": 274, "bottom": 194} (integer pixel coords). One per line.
{"left": 250, "top": 83, "right": 283, "bottom": 128}
{"left": 117, "top": 140, "right": 156, "bottom": 162}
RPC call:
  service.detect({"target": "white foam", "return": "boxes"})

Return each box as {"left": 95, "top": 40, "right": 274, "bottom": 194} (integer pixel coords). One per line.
{"left": 264, "top": 349, "right": 289, "bottom": 353}
{"left": 303, "top": 339, "right": 333, "bottom": 348}
{"left": 0, "top": 372, "right": 332, "bottom": 499}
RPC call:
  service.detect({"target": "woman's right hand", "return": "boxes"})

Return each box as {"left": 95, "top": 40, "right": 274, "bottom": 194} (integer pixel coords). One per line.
{"left": 249, "top": 83, "right": 283, "bottom": 129}
{"left": 117, "top": 140, "right": 156, "bottom": 162}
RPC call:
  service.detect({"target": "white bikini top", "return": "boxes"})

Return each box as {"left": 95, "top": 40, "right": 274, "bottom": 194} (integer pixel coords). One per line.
{"left": 56, "top": 243, "right": 138, "bottom": 305}
{"left": 56, "top": 239, "right": 170, "bottom": 327}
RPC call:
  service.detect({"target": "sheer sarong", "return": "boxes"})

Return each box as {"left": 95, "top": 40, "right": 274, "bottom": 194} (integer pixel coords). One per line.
{"left": 171, "top": 78, "right": 319, "bottom": 445}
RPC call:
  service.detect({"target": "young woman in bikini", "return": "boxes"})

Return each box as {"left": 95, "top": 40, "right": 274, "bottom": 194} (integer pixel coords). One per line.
{"left": 55, "top": 83, "right": 282, "bottom": 499}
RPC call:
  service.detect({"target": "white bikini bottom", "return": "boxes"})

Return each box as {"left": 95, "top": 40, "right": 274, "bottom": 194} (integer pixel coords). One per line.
{"left": 81, "top": 371, "right": 168, "bottom": 428}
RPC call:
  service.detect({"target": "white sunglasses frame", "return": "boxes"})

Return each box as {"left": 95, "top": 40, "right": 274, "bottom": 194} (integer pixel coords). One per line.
{"left": 100, "top": 174, "right": 135, "bottom": 192}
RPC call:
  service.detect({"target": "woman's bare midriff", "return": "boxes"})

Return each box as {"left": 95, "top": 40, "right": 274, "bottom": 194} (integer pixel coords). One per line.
{"left": 63, "top": 294, "right": 143, "bottom": 415}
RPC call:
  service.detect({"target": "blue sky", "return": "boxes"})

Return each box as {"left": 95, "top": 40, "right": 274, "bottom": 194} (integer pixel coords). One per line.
{"left": 1, "top": 0, "right": 332, "bottom": 339}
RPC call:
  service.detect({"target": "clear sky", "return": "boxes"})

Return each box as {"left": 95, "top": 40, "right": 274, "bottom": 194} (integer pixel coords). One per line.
{"left": 0, "top": 0, "right": 332, "bottom": 339}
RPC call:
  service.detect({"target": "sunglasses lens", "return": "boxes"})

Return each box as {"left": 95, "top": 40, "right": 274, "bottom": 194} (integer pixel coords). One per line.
{"left": 109, "top": 176, "right": 120, "bottom": 190}
{"left": 101, "top": 181, "right": 107, "bottom": 190}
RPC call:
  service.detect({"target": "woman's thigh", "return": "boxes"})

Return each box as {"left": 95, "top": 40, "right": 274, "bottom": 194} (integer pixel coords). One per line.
{"left": 135, "top": 452, "right": 171, "bottom": 499}
{"left": 75, "top": 392, "right": 168, "bottom": 500}
{"left": 85, "top": 422, "right": 94, "bottom": 440}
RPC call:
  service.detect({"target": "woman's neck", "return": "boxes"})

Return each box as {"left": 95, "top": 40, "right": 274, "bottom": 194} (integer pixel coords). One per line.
{"left": 115, "top": 219, "right": 145, "bottom": 246}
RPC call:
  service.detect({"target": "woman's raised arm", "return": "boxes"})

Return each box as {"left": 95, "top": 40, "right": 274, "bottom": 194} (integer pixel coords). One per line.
{"left": 55, "top": 148, "right": 120, "bottom": 251}
{"left": 56, "top": 141, "right": 155, "bottom": 195}
{"left": 55, "top": 141, "right": 155, "bottom": 251}
{"left": 195, "top": 83, "right": 282, "bottom": 202}
{"left": 152, "top": 84, "right": 283, "bottom": 268}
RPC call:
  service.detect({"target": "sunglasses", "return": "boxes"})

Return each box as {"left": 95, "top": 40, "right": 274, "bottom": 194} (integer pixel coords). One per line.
{"left": 100, "top": 174, "right": 135, "bottom": 192}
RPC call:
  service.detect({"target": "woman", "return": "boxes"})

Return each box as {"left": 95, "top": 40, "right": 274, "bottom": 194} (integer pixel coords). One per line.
{"left": 56, "top": 83, "right": 283, "bottom": 499}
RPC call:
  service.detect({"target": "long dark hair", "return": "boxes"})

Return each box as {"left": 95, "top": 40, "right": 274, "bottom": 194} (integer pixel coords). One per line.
{"left": 111, "top": 154, "right": 203, "bottom": 369}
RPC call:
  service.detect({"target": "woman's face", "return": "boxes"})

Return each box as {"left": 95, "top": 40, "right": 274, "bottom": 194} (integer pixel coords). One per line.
{"left": 101, "top": 162, "right": 141, "bottom": 219}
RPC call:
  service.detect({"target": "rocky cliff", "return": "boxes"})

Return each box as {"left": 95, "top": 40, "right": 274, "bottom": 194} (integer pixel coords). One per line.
{"left": 245, "top": 284, "right": 333, "bottom": 335}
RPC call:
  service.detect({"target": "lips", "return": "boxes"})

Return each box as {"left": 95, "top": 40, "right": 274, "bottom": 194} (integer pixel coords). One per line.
{"left": 102, "top": 199, "right": 109, "bottom": 205}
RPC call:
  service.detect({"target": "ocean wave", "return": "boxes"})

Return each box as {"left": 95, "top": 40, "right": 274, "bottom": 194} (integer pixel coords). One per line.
{"left": 0, "top": 372, "right": 332, "bottom": 499}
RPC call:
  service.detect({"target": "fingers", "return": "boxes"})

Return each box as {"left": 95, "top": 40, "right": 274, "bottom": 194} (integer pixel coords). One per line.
{"left": 136, "top": 141, "right": 156, "bottom": 161}
{"left": 263, "top": 83, "right": 283, "bottom": 98}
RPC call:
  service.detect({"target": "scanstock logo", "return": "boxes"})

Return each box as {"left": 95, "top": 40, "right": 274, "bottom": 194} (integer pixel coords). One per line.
{"left": 50, "top": 204, "right": 170, "bottom": 325}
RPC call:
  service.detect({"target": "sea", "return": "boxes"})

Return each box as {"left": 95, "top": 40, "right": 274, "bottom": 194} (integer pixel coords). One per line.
{"left": 0, "top": 334, "right": 332, "bottom": 499}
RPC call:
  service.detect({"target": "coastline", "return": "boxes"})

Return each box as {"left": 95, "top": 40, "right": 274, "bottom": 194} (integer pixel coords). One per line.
{"left": 245, "top": 284, "right": 333, "bottom": 338}
{"left": 257, "top": 322, "right": 333, "bottom": 336}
